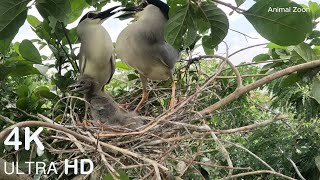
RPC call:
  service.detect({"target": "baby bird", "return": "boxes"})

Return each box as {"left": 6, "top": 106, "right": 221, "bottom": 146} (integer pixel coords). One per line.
{"left": 70, "top": 75, "right": 143, "bottom": 129}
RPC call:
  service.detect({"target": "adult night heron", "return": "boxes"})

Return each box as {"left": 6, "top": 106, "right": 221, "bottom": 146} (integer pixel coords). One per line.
{"left": 77, "top": 6, "right": 120, "bottom": 90}
{"left": 116, "top": 0, "right": 180, "bottom": 112}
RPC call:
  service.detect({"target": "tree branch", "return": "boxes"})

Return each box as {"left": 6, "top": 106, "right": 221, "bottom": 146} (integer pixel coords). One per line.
{"left": 199, "top": 60, "right": 320, "bottom": 115}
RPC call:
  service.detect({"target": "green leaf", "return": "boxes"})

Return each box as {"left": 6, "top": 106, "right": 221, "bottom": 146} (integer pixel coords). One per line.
{"left": 27, "top": 15, "right": 41, "bottom": 28}
{"left": 293, "top": 43, "right": 317, "bottom": 62}
{"left": 309, "top": 1, "right": 320, "bottom": 20}
{"left": 253, "top": 54, "right": 270, "bottom": 62}
{"left": 16, "top": 98, "right": 29, "bottom": 110}
{"left": 8, "top": 61, "right": 41, "bottom": 77}
{"left": 116, "top": 61, "right": 132, "bottom": 70}
{"left": 315, "top": 156, "right": 320, "bottom": 172}
{"left": 34, "top": 86, "right": 58, "bottom": 100}
{"left": 0, "top": 64, "right": 10, "bottom": 81}
{"left": 311, "top": 76, "right": 320, "bottom": 104}
{"left": 198, "top": 2, "right": 229, "bottom": 49}
{"left": 280, "top": 73, "right": 299, "bottom": 87}
{"left": 165, "top": 5, "right": 189, "bottom": 48}
{"left": 85, "top": 0, "right": 108, "bottom": 11}
{"left": 36, "top": 0, "right": 71, "bottom": 22}
{"left": 48, "top": 16, "right": 58, "bottom": 33}
{"left": 67, "top": 0, "right": 88, "bottom": 23}
{"left": 127, "top": 74, "right": 139, "bottom": 81}
{"left": 202, "top": 36, "right": 215, "bottom": 55}
{"left": 235, "top": 0, "right": 246, "bottom": 7}
{"left": 245, "top": 0, "right": 312, "bottom": 46}
{"left": 52, "top": 72, "right": 75, "bottom": 91}
{"left": 0, "top": 36, "right": 14, "bottom": 55}
{"left": 16, "top": 85, "right": 30, "bottom": 98}
{"left": 0, "top": 0, "right": 30, "bottom": 39}
{"left": 266, "top": 42, "right": 287, "bottom": 49}
{"left": 103, "top": 170, "right": 129, "bottom": 180}
{"left": 19, "top": 40, "right": 42, "bottom": 64}
{"left": 183, "top": 7, "right": 198, "bottom": 48}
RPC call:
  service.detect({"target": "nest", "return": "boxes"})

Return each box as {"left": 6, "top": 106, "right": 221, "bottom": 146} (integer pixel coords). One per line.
{"left": 0, "top": 55, "right": 306, "bottom": 180}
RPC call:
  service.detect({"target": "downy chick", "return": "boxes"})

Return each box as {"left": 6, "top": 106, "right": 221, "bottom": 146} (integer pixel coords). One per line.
{"left": 70, "top": 75, "right": 143, "bottom": 129}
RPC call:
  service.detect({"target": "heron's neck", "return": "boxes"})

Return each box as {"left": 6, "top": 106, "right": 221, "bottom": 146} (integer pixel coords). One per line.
{"left": 137, "top": 7, "right": 167, "bottom": 32}
{"left": 77, "top": 23, "right": 105, "bottom": 40}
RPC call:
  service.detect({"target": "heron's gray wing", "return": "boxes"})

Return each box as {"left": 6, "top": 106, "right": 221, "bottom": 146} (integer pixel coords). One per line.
{"left": 154, "top": 42, "right": 180, "bottom": 69}
{"left": 106, "top": 53, "right": 116, "bottom": 84}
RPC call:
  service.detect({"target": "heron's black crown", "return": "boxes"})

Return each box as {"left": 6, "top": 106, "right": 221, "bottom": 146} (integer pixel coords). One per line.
{"left": 79, "top": 12, "right": 97, "bottom": 23}
{"left": 146, "top": 0, "right": 169, "bottom": 19}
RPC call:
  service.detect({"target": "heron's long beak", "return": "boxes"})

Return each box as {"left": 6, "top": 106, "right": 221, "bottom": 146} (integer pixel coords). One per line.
{"left": 116, "top": 4, "right": 145, "bottom": 20}
{"left": 95, "top": 5, "right": 121, "bottom": 19}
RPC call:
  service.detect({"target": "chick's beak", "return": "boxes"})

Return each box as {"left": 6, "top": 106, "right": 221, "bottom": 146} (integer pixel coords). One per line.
{"left": 68, "top": 83, "right": 83, "bottom": 92}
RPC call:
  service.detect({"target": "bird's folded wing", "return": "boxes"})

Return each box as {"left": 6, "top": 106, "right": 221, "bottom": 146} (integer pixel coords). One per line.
{"left": 78, "top": 47, "right": 86, "bottom": 74}
{"left": 154, "top": 42, "right": 180, "bottom": 69}
{"left": 107, "top": 53, "right": 116, "bottom": 84}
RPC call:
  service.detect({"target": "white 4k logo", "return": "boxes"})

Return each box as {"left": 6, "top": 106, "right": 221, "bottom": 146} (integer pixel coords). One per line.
{"left": 4, "top": 127, "right": 44, "bottom": 150}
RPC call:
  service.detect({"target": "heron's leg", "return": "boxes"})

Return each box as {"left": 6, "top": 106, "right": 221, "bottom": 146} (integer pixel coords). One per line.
{"left": 135, "top": 74, "right": 148, "bottom": 113}
{"left": 169, "top": 75, "right": 177, "bottom": 109}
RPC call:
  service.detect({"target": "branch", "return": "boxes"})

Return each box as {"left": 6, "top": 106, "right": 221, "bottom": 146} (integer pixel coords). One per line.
{"left": 219, "top": 170, "right": 297, "bottom": 180}
{"left": 229, "top": 29, "right": 259, "bottom": 40}
{"left": 199, "top": 60, "right": 320, "bottom": 115}
{"left": 222, "top": 140, "right": 275, "bottom": 171}
{"left": 216, "top": 74, "right": 267, "bottom": 79}
{"left": 214, "top": 114, "right": 289, "bottom": 134}
{"left": 229, "top": 43, "right": 268, "bottom": 57}
{"left": 287, "top": 158, "right": 306, "bottom": 180}
{"left": 212, "top": 0, "right": 246, "bottom": 12}
{"left": 204, "top": 124, "right": 234, "bottom": 177}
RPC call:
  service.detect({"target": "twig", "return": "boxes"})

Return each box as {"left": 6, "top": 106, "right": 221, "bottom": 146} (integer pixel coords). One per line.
{"left": 219, "top": 170, "right": 297, "bottom": 180}
{"left": 212, "top": 0, "right": 246, "bottom": 12}
{"left": 221, "top": 140, "right": 275, "bottom": 171}
{"left": 229, "top": 28, "right": 259, "bottom": 40}
{"left": 87, "top": 132, "right": 119, "bottom": 178}
{"left": 287, "top": 158, "right": 306, "bottom": 180}
{"left": 229, "top": 43, "right": 268, "bottom": 57}
{"left": 216, "top": 74, "right": 267, "bottom": 79}
{"left": 214, "top": 114, "right": 289, "bottom": 134}
{"left": 173, "top": 158, "right": 251, "bottom": 170}
{"left": 202, "top": 123, "right": 233, "bottom": 177}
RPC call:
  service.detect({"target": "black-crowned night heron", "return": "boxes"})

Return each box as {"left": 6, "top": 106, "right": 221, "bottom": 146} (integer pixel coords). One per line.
{"left": 116, "top": 0, "right": 180, "bottom": 112}
{"left": 70, "top": 75, "right": 143, "bottom": 129}
{"left": 77, "top": 6, "right": 120, "bottom": 90}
